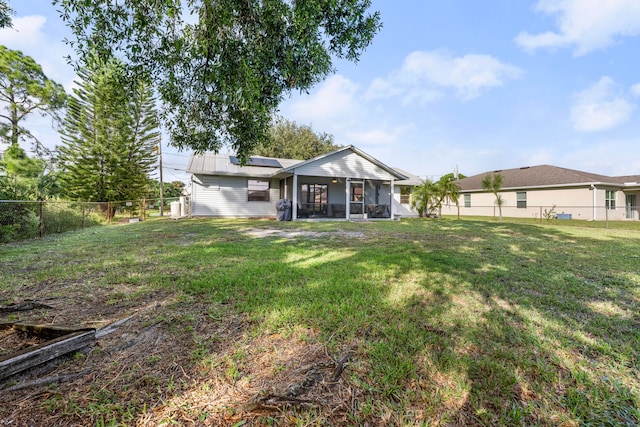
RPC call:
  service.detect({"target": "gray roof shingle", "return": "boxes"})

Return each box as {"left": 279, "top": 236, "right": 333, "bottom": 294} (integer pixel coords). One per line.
{"left": 458, "top": 165, "right": 628, "bottom": 191}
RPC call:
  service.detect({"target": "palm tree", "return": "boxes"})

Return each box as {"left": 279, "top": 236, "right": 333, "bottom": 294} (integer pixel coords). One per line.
{"left": 481, "top": 173, "right": 504, "bottom": 220}
{"left": 410, "top": 179, "right": 439, "bottom": 217}
{"left": 436, "top": 175, "right": 461, "bottom": 216}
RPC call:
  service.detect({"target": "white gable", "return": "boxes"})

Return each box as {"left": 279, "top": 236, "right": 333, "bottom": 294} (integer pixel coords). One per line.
{"left": 289, "top": 149, "right": 399, "bottom": 180}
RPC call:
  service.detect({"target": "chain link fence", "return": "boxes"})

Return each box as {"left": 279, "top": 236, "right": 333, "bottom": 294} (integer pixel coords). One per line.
{"left": 442, "top": 204, "right": 639, "bottom": 227}
{"left": 0, "top": 197, "right": 190, "bottom": 243}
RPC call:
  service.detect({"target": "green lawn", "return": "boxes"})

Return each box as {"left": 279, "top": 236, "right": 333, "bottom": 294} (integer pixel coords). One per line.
{"left": 1, "top": 218, "right": 638, "bottom": 426}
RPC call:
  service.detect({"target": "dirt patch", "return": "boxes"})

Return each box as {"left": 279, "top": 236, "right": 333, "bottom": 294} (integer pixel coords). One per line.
{"left": 139, "top": 326, "right": 357, "bottom": 426}
{"left": 0, "top": 295, "right": 358, "bottom": 426}
{"left": 244, "top": 228, "right": 365, "bottom": 240}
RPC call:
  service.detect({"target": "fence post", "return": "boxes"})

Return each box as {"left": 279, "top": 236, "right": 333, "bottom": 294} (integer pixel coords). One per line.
{"left": 605, "top": 206, "right": 609, "bottom": 229}
{"left": 142, "top": 198, "right": 146, "bottom": 221}
{"left": 539, "top": 206, "right": 542, "bottom": 224}
{"left": 39, "top": 201, "right": 44, "bottom": 238}
{"left": 108, "top": 201, "right": 112, "bottom": 224}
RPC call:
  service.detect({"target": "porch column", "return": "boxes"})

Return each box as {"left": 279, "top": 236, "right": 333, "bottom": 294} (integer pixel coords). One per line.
{"left": 345, "top": 178, "right": 350, "bottom": 220}
{"left": 390, "top": 178, "right": 395, "bottom": 220}
{"left": 292, "top": 173, "right": 298, "bottom": 220}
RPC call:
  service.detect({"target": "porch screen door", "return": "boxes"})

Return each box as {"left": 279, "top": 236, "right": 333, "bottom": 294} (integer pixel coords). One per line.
{"left": 350, "top": 181, "right": 364, "bottom": 217}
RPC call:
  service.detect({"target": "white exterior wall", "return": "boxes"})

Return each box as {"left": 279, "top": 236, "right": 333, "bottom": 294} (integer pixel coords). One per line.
{"left": 292, "top": 150, "right": 398, "bottom": 180}
{"left": 191, "top": 174, "right": 279, "bottom": 217}
{"left": 393, "top": 186, "right": 419, "bottom": 218}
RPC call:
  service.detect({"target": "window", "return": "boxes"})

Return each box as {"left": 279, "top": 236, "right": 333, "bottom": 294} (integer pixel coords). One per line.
{"left": 400, "top": 187, "right": 411, "bottom": 204}
{"left": 516, "top": 192, "right": 527, "bottom": 209}
{"left": 248, "top": 179, "right": 270, "bottom": 201}
{"left": 464, "top": 194, "right": 471, "bottom": 208}
{"left": 606, "top": 190, "right": 616, "bottom": 210}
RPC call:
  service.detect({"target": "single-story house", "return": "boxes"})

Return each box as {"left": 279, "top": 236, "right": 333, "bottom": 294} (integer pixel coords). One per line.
{"left": 186, "top": 145, "right": 421, "bottom": 220}
{"left": 440, "top": 165, "right": 640, "bottom": 221}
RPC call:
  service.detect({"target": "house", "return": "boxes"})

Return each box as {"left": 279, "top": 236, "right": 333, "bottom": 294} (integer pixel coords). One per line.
{"left": 440, "top": 165, "right": 640, "bottom": 221}
{"left": 186, "top": 145, "right": 421, "bottom": 220}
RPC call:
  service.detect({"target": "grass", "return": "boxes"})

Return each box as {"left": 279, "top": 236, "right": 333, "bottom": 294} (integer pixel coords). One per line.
{"left": 0, "top": 217, "right": 638, "bottom": 426}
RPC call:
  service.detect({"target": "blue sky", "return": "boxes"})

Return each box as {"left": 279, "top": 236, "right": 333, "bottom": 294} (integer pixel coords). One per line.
{"left": 2, "top": 0, "right": 640, "bottom": 183}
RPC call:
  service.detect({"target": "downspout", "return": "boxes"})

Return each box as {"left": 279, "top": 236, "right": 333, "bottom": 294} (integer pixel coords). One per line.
{"left": 591, "top": 184, "right": 596, "bottom": 220}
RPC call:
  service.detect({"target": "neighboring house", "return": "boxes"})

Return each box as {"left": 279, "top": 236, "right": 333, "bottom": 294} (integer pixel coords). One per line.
{"left": 187, "top": 145, "right": 420, "bottom": 220}
{"left": 440, "top": 165, "right": 640, "bottom": 221}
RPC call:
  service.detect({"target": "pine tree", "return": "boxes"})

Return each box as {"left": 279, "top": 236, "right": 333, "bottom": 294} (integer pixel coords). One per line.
{"left": 58, "top": 59, "right": 159, "bottom": 208}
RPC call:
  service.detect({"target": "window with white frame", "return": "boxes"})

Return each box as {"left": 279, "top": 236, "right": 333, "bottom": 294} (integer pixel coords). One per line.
{"left": 516, "top": 192, "right": 527, "bottom": 208}
{"left": 400, "top": 187, "right": 411, "bottom": 204}
{"left": 464, "top": 194, "right": 471, "bottom": 208}
{"left": 605, "top": 190, "right": 616, "bottom": 210}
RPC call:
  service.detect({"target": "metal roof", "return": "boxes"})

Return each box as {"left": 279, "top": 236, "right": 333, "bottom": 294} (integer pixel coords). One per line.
{"left": 186, "top": 153, "right": 303, "bottom": 178}
{"left": 393, "top": 168, "right": 424, "bottom": 186}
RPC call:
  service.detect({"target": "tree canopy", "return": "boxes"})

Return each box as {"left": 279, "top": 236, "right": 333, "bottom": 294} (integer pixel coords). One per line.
{"left": 0, "top": 46, "right": 67, "bottom": 154}
{"left": 0, "top": 1, "right": 12, "bottom": 29}
{"left": 253, "top": 117, "right": 340, "bottom": 160}
{"left": 54, "top": 0, "right": 381, "bottom": 161}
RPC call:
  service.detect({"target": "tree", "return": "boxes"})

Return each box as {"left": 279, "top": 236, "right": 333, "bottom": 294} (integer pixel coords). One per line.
{"left": 0, "top": 46, "right": 67, "bottom": 154}
{"left": 434, "top": 174, "right": 461, "bottom": 216}
{"left": 147, "top": 179, "right": 185, "bottom": 200}
{"left": 410, "top": 179, "right": 440, "bottom": 218}
{"left": 0, "top": 144, "right": 52, "bottom": 199}
{"left": 54, "top": 0, "right": 381, "bottom": 162}
{"left": 58, "top": 58, "right": 159, "bottom": 209}
{"left": 253, "top": 117, "right": 341, "bottom": 159}
{"left": 410, "top": 174, "right": 463, "bottom": 218}
{"left": 0, "top": 1, "right": 12, "bottom": 29}
{"left": 481, "top": 173, "right": 504, "bottom": 220}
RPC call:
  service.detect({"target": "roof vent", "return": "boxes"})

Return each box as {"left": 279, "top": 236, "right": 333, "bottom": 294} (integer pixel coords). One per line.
{"left": 520, "top": 166, "right": 530, "bottom": 170}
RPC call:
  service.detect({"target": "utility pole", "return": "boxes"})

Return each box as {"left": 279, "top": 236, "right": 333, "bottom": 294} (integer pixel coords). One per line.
{"left": 157, "top": 135, "right": 164, "bottom": 216}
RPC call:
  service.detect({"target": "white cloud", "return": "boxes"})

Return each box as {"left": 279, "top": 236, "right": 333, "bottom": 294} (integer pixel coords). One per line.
{"left": 516, "top": 0, "right": 640, "bottom": 56}
{"left": 291, "top": 75, "right": 359, "bottom": 121}
{"left": 364, "top": 50, "right": 522, "bottom": 103}
{"left": 630, "top": 83, "right": 640, "bottom": 97}
{"left": 0, "top": 15, "right": 47, "bottom": 49}
{"left": 571, "top": 77, "right": 635, "bottom": 132}
{"left": 346, "top": 127, "right": 405, "bottom": 146}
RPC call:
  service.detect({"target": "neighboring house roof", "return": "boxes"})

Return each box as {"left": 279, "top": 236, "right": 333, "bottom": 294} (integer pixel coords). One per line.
{"left": 186, "top": 153, "right": 304, "bottom": 178}
{"left": 187, "top": 145, "right": 410, "bottom": 181}
{"left": 458, "top": 165, "right": 633, "bottom": 192}
{"left": 613, "top": 175, "right": 640, "bottom": 184}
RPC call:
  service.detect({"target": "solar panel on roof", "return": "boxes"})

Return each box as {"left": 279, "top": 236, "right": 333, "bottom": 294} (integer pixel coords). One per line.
{"left": 229, "top": 156, "right": 282, "bottom": 168}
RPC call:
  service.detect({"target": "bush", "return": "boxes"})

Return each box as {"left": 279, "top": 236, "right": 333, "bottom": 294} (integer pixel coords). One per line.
{"left": 0, "top": 202, "right": 39, "bottom": 242}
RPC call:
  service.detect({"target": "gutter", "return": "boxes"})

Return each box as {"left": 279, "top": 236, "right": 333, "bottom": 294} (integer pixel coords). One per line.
{"left": 461, "top": 181, "right": 618, "bottom": 193}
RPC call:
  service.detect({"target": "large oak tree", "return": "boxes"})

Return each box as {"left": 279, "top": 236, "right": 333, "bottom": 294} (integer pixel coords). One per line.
{"left": 254, "top": 116, "right": 340, "bottom": 160}
{"left": 54, "top": 0, "right": 381, "bottom": 161}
